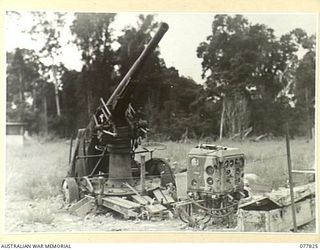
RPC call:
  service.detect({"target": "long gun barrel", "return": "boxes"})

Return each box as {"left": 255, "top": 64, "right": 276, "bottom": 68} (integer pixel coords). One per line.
{"left": 106, "top": 22, "right": 169, "bottom": 118}
{"left": 68, "top": 22, "right": 169, "bottom": 182}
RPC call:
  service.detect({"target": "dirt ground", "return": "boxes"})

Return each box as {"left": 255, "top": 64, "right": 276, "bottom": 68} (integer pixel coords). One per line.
{"left": 5, "top": 194, "right": 239, "bottom": 232}
{"left": 5, "top": 194, "right": 316, "bottom": 233}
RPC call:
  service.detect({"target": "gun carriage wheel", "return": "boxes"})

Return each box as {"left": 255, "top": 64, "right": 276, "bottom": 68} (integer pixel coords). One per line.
{"left": 62, "top": 177, "right": 80, "bottom": 203}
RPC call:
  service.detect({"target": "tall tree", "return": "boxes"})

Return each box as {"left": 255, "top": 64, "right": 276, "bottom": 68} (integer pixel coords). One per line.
{"left": 6, "top": 48, "right": 40, "bottom": 121}
{"left": 116, "top": 15, "right": 166, "bottom": 106}
{"left": 197, "top": 15, "right": 299, "bottom": 137}
{"left": 70, "top": 13, "right": 116, "bottom": 123}
{"left": 275, "top": 29, "right": 316, "bottom": 137}
{"left": 59, "top": 68, "right": 81, "bottom": 136}
{"left": 28, "top": 12, "right": 67, "bottom": 118}
{"left": 293, "top": 31, "right": 316, "bottom": 139}
{"left": 6, "top": 48, "right": 53, "bottom": 134}
{"left": 198, "top": 15, "right": 250, "bottom": 138}
{"left": 115, "top": 15, "right": 204, "bottom": 140}
{"left": 115, "top": 15, "right": 166, "bottom": 135}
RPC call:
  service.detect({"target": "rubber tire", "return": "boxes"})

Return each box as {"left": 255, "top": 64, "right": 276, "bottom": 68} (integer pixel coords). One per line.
{"left": 62, "top": 177, "right": 80, "bottom": 203}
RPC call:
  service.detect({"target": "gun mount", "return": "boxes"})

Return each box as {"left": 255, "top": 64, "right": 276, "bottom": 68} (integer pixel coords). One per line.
{"left": 62, "top": 22, "right": 247, "bottom": 227}
{"left": 63, "top": 23, "right": 177, "bottom": 219}
{"left": 67, "top": 23, "right": 170, "bottom": 184}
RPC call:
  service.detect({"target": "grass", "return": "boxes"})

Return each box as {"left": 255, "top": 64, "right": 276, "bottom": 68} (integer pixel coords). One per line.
{"left": 6, "top": 137, "right": 315, "bottom": 200}
{"left": 6, "top": 138, "right": 69, "bottom": 200}
{"left": 4, "top": 136, "right": 315, "bottom": 228}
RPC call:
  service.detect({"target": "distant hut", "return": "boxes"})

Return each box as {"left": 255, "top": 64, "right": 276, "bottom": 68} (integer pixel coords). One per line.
{"left": 6, "top": 122, "right": 27, "bottom": 146}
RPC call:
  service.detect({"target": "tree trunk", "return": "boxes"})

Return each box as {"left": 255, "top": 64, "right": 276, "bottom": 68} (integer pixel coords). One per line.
{"left": 219, "top": 95, "right": 225, "bottom": 141}
{"left": 18, "top": 69, "right": 24, "bottom": 103}
{"left": 231, "top": 115, "right": 236, "bottom": 136}
{"left": 43, "top": 95, "right": 48, "bottom": 136}
{"left": 87, "top": 91, "right": 93, "bottom": 119}
{"left": 305, "top": 87, "right": 312, "bottom": 140}
{"left": 32, "top": 88, "right": 37, "bottom": 112}
{"left": 52, "top": 65, "right": 61, "bottom": 117}
{"left": 54, "top": 86, "right": 61, "bottom": 117}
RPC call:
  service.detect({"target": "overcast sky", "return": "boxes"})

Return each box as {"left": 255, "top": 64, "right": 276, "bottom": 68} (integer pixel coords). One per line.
{"left": 5, "top": 12, "right": 317, "bottom": 84}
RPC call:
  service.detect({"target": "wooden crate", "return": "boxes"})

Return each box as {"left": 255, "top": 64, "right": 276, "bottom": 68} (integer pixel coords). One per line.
{"left": 238, "top": 183, "right": 315, "bottom": 232}
{"left": 238, "top": 197, "right": 315, "bottom": 232}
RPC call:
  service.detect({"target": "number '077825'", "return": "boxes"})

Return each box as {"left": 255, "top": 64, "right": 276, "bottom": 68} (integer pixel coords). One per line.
{"left": 300, "top": 244, "right": 318, "bottom": 248}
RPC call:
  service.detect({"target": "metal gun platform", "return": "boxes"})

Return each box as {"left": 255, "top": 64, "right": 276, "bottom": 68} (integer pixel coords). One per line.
{"left": 68, "top": 177, "right": 175, "bottom": 219}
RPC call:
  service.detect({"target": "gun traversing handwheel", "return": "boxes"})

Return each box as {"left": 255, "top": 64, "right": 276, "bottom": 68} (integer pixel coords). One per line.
{"left": 62, "top": 177, "right": 80, "bottom": 203}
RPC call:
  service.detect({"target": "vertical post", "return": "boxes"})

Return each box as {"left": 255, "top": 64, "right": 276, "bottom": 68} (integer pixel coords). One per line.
{"left": 99, "top": 176, "right": 105, "bottom": 195}
{"left": 285, "top": 123, "right": 297, "bottom": 232}
{"left": 69, "top": 137, "right": 73, "bottom": 164}
{"left": 140, "top": 154, "right": 146, "bottom": 195}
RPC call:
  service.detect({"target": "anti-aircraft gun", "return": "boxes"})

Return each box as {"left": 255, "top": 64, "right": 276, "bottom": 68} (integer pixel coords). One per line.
{"left": 62, "top": 22, "right": 247, "bottom": 226}
{"left": 62, "top": 23, "right": 176, "bottom": 219}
